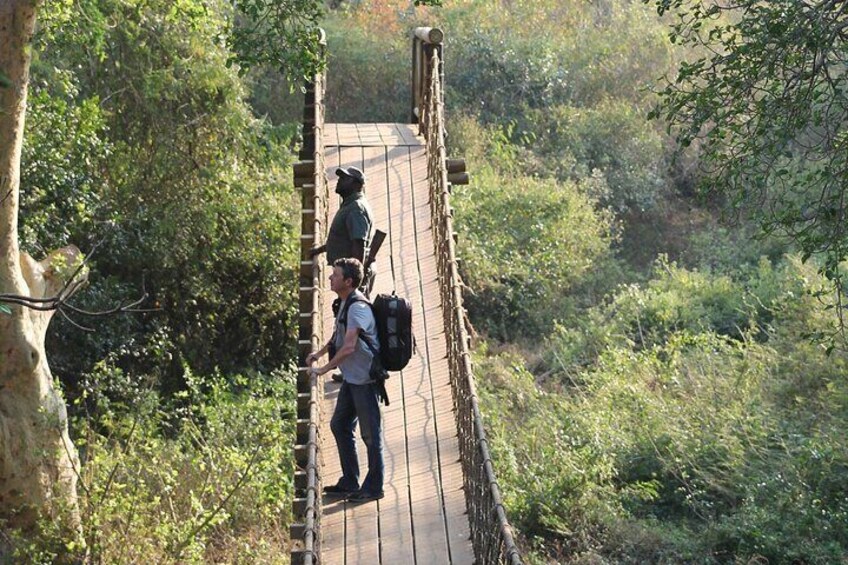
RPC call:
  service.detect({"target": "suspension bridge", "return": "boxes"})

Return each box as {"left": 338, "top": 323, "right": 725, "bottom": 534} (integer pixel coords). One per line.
{"left": 292, "top": 28, "right": 522, "bottom": 564}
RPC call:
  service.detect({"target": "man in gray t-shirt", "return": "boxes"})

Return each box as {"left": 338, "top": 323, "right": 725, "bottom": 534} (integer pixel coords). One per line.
{"left": 333, "top": 292, "right": 379, "bottom": 385}
{"left": 306, "top": 258, "right": 385, "bottom": 503}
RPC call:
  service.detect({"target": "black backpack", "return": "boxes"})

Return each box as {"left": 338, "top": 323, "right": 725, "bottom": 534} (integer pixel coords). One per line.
{"left": 370, "top": 292, "right": 414, "bottom": 371}
{"left": 338, "top": 292, "right": 414, "bottom": 372}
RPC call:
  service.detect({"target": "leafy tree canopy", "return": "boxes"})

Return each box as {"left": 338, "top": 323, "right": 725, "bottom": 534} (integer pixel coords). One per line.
{"left": 645, "top": 0, "right": 848, "bottom": 321}
{"left": 231, "top": 0, "right": 441, "bottom": 80}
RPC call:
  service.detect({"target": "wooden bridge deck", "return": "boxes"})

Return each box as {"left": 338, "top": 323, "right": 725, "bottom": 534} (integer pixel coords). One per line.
{"left": 318, "top": 123, "right": 474, "bottom": 564}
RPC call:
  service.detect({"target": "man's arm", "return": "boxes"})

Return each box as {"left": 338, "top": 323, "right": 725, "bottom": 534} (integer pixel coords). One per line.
{"left": 346, "top": 207, "right": 371, "bottom": 266}
{"left": 310, "top": 326, "right": 360, "bottom": 376}
{"left": 309, "top": 244, "right": 327, "bottom": 258}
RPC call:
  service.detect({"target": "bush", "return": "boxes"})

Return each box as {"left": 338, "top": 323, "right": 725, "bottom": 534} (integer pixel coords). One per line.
{"left": 444, "top": 0, "right": 675, "bottom": 120}
{"left": 72, "top": 366, "right": 297, "bottom": 564}
{"left": 479, "top": 256, "right": 848, "bottom": 563}
{"left": 8, "top": 3, "right": 303, "bottom": 558}
{"left": 449, "top": 135, "right": 615, "bottom": 340}
{"left": 544, "top": 255, "right": 798, "bottom": 377}
{"left": 24, "top": 0, "right": 301, "bottom": 397}
{"left": 20, "top": 91, "right": 112, "bottom": 254}
{"left": 323, "top": 11, "right": 416, "bottom": 122}
{"left": 529, "top": 100, "right": 668, "bottom": 213}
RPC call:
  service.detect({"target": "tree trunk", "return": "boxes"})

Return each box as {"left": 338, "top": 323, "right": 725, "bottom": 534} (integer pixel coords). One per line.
{"left": 0, "top": 0, "right": 83, "bottom": 541}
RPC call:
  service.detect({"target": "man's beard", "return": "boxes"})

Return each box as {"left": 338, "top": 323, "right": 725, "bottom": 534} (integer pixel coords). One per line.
{"left": 335, "top": 185, "right": 356, "bottom": 197}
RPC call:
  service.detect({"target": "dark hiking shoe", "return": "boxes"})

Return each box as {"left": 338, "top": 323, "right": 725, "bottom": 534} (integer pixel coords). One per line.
{"left": 323, "top": 483, "right": 357, "bottom": 498}
{"left": 331, "top": 373, "right": 344, "bottom": 383}
{"left": 347, "top": 490, "right": 384, "bottom": 503}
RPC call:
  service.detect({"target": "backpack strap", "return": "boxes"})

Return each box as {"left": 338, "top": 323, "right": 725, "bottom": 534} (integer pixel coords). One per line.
{"left": 337, "top": 293, "right": 379, "bottom": 355}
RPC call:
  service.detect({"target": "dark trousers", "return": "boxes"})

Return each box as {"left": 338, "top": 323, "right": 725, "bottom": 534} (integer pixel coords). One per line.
{"left": 330, "top": 381, "right": 384, "bottom": 494}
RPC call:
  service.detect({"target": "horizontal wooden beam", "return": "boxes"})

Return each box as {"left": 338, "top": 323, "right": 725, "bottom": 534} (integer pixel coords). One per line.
{"left": 414, "top": 26, "right": 444, "bottom": 44}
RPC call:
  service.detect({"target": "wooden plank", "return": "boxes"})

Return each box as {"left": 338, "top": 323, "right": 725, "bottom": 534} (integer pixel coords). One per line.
{"left": 327, "top": 123, "right": 423, "bottom": 146}
{"left": 356, "top": 123, "right": 383, "bottom": 146}
{"left": 362, "top": 144, "right": 416, "bottom": 564}
{"left": 375, "top": 124, "right": 403, "bottom": 146}
{"left": 404, "top": 145, "right": 475, "bottom": 563}
{"left": 397, "top": 123, "right": 423, "bottom": 145}
{"left": 322, "top": 123, "right": 336, "bottom": 148}
{"left": 320, "top": 501, "right": 346, "bottom": 564}
{"left": 384, "top": 146, "right": 453, "bottom": 564}
{"left": 383, "top": 148, "right": 438, "bottom": 563}
{"left": 395, "top": 124, "right": 421, "bottom": 145}
{"left": 332, "top": 123, "right": 359, "bottom": 146}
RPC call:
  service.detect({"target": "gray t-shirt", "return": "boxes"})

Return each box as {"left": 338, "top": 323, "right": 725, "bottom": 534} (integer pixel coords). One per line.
{"left": 334, "top": 292, "right": 380, "bottom": 385}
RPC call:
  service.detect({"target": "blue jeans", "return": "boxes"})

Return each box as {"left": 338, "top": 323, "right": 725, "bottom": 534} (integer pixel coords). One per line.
{"left": 330, "top": 381, "right": 384, "bottom": 494}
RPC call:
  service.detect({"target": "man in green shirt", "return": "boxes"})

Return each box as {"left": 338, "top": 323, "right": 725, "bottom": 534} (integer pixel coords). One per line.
{"left": 310, "top": 166, "right": 374, "bottom": 274}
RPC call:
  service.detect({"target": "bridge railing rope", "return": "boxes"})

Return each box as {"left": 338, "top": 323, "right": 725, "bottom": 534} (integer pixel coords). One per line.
{"left": 292, "top": 29, "right": 328, "bottom": 565}
{"left": 420, "top": 39, "right": 524, "bottom": 565}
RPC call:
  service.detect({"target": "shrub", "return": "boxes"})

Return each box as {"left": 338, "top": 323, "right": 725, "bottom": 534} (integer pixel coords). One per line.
{"left": 479, "top": 255, "right": 848, "bottom": 563}
{"left": 529, "top": 100, "right": 668, "bottom": 213}
{"left": 72, "top": 365, "right": 297, "bottom": 564}
{"left": 25, "top": 0, "right": 301, "bottom": 396}
{"left": 543, "top": 255, "right": 799, "bottom": 377}
{"left": 451, "top": 154, "right": 615, "bottom": 341}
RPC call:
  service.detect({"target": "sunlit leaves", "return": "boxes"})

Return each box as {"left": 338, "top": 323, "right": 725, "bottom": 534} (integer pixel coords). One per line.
{"left": 645, "top": 0, "right": 848, "bottom": 323}
{"left": 228, "top": 0, "right": 444, "bottom": 82}
{"left": 485, "top": 254, "right": 848, "bottom": 561}
{"left": 227, "top": 0, "right": 325, "bottom": 80}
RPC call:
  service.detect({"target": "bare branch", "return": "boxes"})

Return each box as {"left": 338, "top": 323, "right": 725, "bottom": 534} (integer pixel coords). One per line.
{"left": 58, "top": 308, "right": 95, "bottom": 333}
{"left": 0, "top": 238, "right": 154, "bottom": 318}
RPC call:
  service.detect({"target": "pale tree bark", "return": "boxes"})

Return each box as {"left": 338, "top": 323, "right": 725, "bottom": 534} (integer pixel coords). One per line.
{"left": 1, "top": 0, "right": 84, "bottom": 543}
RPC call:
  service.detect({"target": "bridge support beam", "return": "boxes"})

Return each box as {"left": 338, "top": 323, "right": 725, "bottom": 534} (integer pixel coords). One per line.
{"left": 411, "top": 27, "right": 444, "bottom": 125}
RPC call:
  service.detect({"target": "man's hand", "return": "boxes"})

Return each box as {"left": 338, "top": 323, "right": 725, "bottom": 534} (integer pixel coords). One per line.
{"left": 308, "top": 365, "right": 324, "bottom": 378}
{"left": 306, "top": 352, "right": 321, "bottom": 365}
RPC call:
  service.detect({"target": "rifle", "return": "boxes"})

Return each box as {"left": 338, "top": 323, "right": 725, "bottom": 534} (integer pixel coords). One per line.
{"left": 364, "top": 229, "right": 387, "bottom": 272}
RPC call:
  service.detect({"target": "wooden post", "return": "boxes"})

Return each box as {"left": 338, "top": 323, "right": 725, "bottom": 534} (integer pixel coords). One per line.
{"left": 411, "top": 27, "right": 444, "bottom": 125}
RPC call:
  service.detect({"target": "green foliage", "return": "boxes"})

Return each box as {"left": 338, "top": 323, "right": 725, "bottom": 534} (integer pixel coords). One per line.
{"left": 71, "top": 365, "right": 296, "bottom": 563}
{"left": 321, "top": 0, "right": 677, "bottom": 216}
{"left": 445, "top": 0, "right": 674, "bottom": 120}
{"left": 9, "top": 1, "right": 304, "bottom": 555}
{"left": 529, "top": 99, "right": 668, "bottom": 213}
{"left": 480, "top": 256, "right": 848, "bottom": 563}
{"left": 81, "top": 373, "right": 294, "bottom": 562}
{"left": 645, "top": 0, "right": 848, "bottom": 312}
{"left": 15, "top": 0, "right": 848, "bottom": 562}
{"left": 20, "top": 91, "right": 112, "bottom": 253}
{"left": 323, "top": 19, "right": 409, "bottom": 122}
{"left": 228, "top": 0, "right": 325, "bottom": 80}
{"left": 24, "top": 0, "right": 300, "bottom": 388}
{"left": 448, "top": 116, "right": 615, "bottom": 341}
{"left": 544, "top": 256, "right": 794, "bottom": 377}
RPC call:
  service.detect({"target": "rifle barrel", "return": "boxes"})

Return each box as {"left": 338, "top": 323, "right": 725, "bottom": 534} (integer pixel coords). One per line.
{"left": 366, "top": 230, "right": 387, "bottom": 266}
